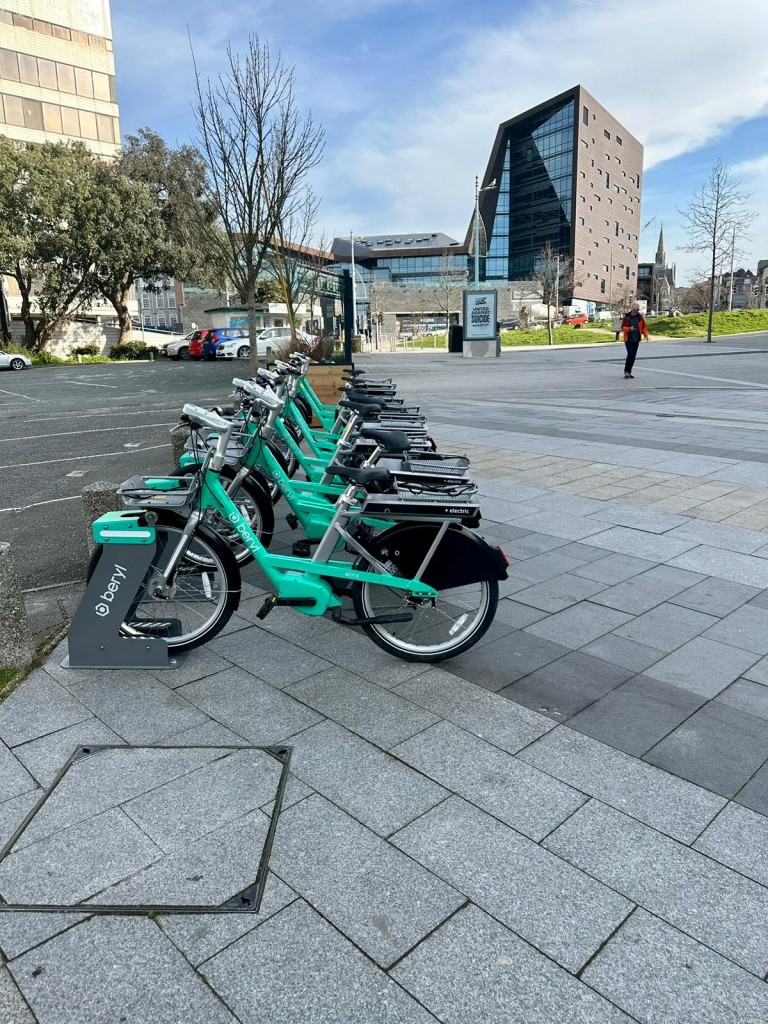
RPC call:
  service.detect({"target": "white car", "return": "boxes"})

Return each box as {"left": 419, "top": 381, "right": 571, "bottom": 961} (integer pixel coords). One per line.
{"left": 215, "top": 338, "right": 252, "bottom": 360}
{"left": 0, "top": 352, "right": 31, "bottom": 371}
{"left": 165, "top": 332, "right": 196, "bottom": 360}
{"left": 256, "top": 326, "right": 316, "bottom": 354}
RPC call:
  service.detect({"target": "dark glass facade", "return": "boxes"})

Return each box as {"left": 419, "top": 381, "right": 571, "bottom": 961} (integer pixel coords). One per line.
{"left": 336, "top": 253, "right": 466, "bottom": 288}
{"left": 482, "top": 97, "right": 574, "bottom": 282}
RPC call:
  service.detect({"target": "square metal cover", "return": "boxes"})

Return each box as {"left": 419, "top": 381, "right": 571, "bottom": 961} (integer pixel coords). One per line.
{"left": 0, "top": 744, "right": 291, "bottom": 915}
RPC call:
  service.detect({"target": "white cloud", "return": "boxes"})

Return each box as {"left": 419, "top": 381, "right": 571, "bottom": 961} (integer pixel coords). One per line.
{"left": 316, "top": 0, "right": 768, "bottom": 243}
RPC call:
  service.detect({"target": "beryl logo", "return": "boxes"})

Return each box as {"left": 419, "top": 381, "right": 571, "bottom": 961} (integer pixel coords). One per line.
{"left": 94, "top": 563, "right": 127, "bottom": 617}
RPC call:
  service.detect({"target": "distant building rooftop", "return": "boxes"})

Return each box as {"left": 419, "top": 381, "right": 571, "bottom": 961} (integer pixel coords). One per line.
{"left": 331, "top": 233, "right": 463, "bottom": 260}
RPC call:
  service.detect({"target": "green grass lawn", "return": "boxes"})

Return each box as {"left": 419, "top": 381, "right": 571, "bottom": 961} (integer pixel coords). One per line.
{"left": 646, "top": 309, "right": 768, "bottom": 338}
{"left": 501, "top": 327, "right": 616, "bottom": 346}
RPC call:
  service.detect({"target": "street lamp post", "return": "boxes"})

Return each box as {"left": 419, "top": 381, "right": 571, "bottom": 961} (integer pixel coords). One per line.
{"left": 473, "top": 176, "right": 497, "bottom": 289}
{"left": 350, "top": 233, "right": 358, "bottom": 334}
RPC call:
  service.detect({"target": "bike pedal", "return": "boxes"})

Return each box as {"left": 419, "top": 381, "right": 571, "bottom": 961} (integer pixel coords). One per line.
{"left": 285, "top": 514, "right": 299, "bottom": 530}
{"left": 257, "top": 595, "right": 318, "bottom": 619}
{"left": 291, "top": 540, "right": 313, "bottom": 557}
{"left": 331, "top": 609, "right": 413, "bottom": 627}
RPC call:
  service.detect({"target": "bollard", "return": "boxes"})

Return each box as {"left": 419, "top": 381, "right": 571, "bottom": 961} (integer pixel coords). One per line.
{"left": 0, "top": 542, "right": 34, "bottom": 669}
{"left": 81, "top": 481, "right": 120, "bottom": 555}
{"left": 170, "top": 424, "right": 189, "bottom": 468}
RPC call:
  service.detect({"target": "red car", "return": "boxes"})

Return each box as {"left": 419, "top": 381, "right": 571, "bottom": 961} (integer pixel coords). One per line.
{"left": 562, "top": 313, "right": 589, "bottom": 326}
{"left": 187, "top": 329, "right": 215, "bottom": 359}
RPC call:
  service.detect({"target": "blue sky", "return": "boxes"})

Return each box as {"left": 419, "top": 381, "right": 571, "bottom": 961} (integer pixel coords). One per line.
{"left": 112, "top": 0, "right": 768, "bottom": 282}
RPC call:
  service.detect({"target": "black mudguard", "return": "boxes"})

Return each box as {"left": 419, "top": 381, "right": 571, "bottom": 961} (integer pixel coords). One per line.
{"left": 364, "top": 523, "right": 508, "bottom": 590}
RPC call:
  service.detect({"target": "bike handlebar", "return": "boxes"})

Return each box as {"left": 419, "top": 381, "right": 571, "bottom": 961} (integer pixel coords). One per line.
{"left": 181, "top": 404, "right": 231, "bottom": 432}
{"left": 231, "top": 378, "right": 284, "bottom": 410}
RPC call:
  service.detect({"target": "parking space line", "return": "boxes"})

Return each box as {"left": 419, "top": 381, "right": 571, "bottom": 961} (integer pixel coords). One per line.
{"left": 0, "top": 442, "right": 170, "bottom": 471}
{"left": 0, "top": 494, "right": 81, "bottom": 514}
{"left": 0, "top": 386, "right": 39, "bottom": 401}
{"left": 0, "top": 422, "right": 175, "bottom": 443}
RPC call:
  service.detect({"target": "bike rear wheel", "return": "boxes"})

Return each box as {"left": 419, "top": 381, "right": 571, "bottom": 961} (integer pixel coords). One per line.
{"left": 351, "top": 524, "right": 498, "bottom": 662}
{"left": 87, "top": 512, "right": 240, "bottom": 653}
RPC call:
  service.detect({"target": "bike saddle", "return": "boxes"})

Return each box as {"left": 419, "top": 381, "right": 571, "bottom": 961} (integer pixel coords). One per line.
{"left": 358, "top": 427, "right": 411, "bottom": 453}
{"left": 328, "top": 464, "right": 391, "bottom": 486}
{"left": 338, "top": 396, "right": 383, "bottom": 413}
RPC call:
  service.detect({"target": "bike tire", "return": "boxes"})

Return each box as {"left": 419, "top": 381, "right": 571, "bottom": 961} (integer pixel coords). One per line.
{"left": 265, "top": 439, "right": 292, "bottom": 503}
{"left": 351, "top": 523, "right": 498, "bottom": 662}
{"left": 87, "top": 511, "right": 240, "bottom": 654}
{"left": 294, "top": 394, "right": 313, "bottom": 427}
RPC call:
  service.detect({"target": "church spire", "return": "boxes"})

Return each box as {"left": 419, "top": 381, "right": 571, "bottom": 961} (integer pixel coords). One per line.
{"left": 656, "top": 224, "right": 666, "bottom": 267}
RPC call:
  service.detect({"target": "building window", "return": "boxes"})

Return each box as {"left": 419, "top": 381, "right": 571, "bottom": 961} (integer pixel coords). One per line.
{"left": 78, "top": 110, "right": 97, "bottom": 140}
{"left": 57, "top": 63, "right": 76, "bottom": 93}
{"left": 156, "top": 313, "right": 166, "bottom": 327}
{"left": 578, "top": 217, "right": 585, "bottom": 225}
{"left": 156, "top": 291, "right": 165, "bottom": 308}
{"left": 167, "top": 291, "right": 177, "bottom": 309}
{"left": 143, "top": 316, "right": 152, "bottom": 327}
{"left": 616, "top": 135, "right": 622, "bottom": 145}
{"left": 604, "top": 129, "right": 611, "bottom": 140}
{"left": 60, "top": 105, "right": 79, "bottom": 135}
{"left": 626, "top": 267, "right": 631, "bottom": 279}
{"left": 1, "top": 94, "right": 24, "bottom": 126}
{"left": 42, "top": 102, "right": 62, "bottom": 133}
{"left": 576, "top": 258, "right": 585, "bottom": 265}
{"left": 0, "top": 47, "right": 19, "bottom": 80}
{"left": 602, "top": 264, "right": 609, "bottom": 272}
{"left": 141, "top": 291, "right": 150, "bottom": 310}
{"left": 37, "top": 57, "right": 57, "bottom": 89}
{"left": 605, "top": 173, "right": 610, "bottom": 188}
{"left": 601, "top": 279, "right": 606, "bottom": 293}
{"left": 583, "top": 105, "right": 589, "bottom": 125}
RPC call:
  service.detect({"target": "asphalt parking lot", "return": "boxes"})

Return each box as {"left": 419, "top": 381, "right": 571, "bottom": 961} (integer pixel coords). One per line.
{"left": 0, "top": 357, "right": 249, "bottom": 588}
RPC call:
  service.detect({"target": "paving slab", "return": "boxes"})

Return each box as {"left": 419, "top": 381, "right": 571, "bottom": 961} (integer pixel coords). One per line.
{"left": 392, "top": 721, "right": 585, "bottom": 840}
{"left": 613, "top": 602, "right": 717, "bottom": 652}
{"left": 148, "top": 647, "right": 233, "bottom": 689}
{"left": 582, "top": 909, "right": 768, "bottom": 1024}
{"left": 393, "top": 667, "right": 553, "bottom": 753}
{"left": 694, "top": 802, "right": 768, "bottom": 887}
{"left": 512, "top": 573, "right": 608, "bottom": 612}
{"left": 669, "top": 576, "right": 760, "bottom": 616}
{"left": 566, "top": 674, "right": 706, "bottom": 755}
{"left": 643, "top": 637, "right": 760, "bottom": 697}
{"left": 158, "top": 872, "right": 297, "bottom": 966}
{"left": 583, "top": 526, "right": 698, "bottom": 561}
{"left": 295, "top": 629, "right": 426, "bottom": 688}
{"left": 579, "top": 633, "right": 665, "bottom": 673}
{"left": 0, "top": 807, "right": 162, "bottom": 906}
{"left": 287, "top": 667, "right": 437, "bottom": 747}
{"left": 207, "top": 625, "right": 331, "bottom": 687}
{"left": 518, "top": 727, "right": 725, "bottom": 843}
{"left": 716, "top": 678, "right": 768, "bottom": 720}
{"left": 0, "top": 669, "right": 90, "bottom": 748}
{"left": 645, "top": 701, "right": 768, "bottom": 797}
{"left": 287, "top": 719, "right": 447, "bottom": 836}
{"left": 505, "top": 512, "right": 611, "bottom": 540}
{"left": 500, "top": 651, "right": 634, "bottom": 721}
{"left": 492, "top": 597, "right": 549, "bottom": 628}
{"left": 666, "top": 519, "right": 768, "bottom": 554}
{"left": 588, "top": 507, "right": 690, "bottom": 532}
{"left": 590, "top": 568, "right": 697, "bottom": 615}
{"left": 668, "top": 544, "right": 768, "bottom": 588}
{"left": 545, "top": 799, "right": 768, "bottom": 976}
{"left": 524, "top": 601, "right": 634, "bottom": 647}
{"left": 702, "top": 604, "right": 768, "bottom": 655}
{"left": 64, "top": 673, "right": 209, "bottom": 744}
{"left": 448, "top": 631, "right": 571, "bottom": 692}
{"left": 391, "top": 904, "right": 633, "bottom": 1024}
{"left": 391, "top": 796, "right": 632, "bottom": 973}
{"left": 10, "top": 916, "right": 237, "bottom": 1024}
{"left": 0, "top": 966, "right": 35, "bottom": 1024}
{"left": 202, "top": 900, "right": 439, "bottom": 1024}
{"left": 734, "top": 760, "right": 768, "bottom": 816}
{"left": 122, "top": 747, "right": 283, "bottom": 853}
{"left": 177, "top": 668, "right": 322, "bottom": 744}
{"left": 270, "top": 795, "right": 464, "bottom": 967}
{"left": 0, "top": 740, "right": 37, "bottom": 804}
{"left": 572, "top": 552, "right": 658, "bottom": 584}
{"left": 0, "top": 789, "right": 40, "bottom": 849}
{"left": 12, "top": 718, "right": 123, "bottom": 788}
{"left": 509, "top": 550, "right": 589, "bottom": 584}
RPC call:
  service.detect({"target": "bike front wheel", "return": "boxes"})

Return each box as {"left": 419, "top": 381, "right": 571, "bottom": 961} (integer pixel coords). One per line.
{"left": 351, "top": 524, "right": 498, "bottom": 662}
{"left": 87, "top": 512, "right": 240, "bottom": 653}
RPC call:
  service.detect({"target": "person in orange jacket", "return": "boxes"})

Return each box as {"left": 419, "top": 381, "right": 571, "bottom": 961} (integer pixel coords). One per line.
{"left": 621, "top": 304, "right": 649, "bottom": 379}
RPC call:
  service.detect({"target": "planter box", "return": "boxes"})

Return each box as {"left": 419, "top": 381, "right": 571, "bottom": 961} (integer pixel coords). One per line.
{"left": 306, "top": 362, "right": 353, "bottom": 405}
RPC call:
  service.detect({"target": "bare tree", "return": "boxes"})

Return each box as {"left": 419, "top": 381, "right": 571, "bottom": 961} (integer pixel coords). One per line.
{"left": 267, "top": 189, "right": 331, "bottom": 333}
{"left": 431, "top": 249, "right": 468, "bottom": 346}
{"left": 530, "top": 243, "right": 575, "bottom": 346}
{"left": 193, "top": 36, "right": 324, "bottom": 371}
{"left": 678, "top": 160, "right": 755, "bottom": 342}
{"left": 610, "top": 282, "right": 636, "bottom": 314}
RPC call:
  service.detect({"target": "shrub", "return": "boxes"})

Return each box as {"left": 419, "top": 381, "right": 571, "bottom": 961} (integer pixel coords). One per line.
{"left": 110, "top": 341, "right": 152, "bottom": 360}
{"left": 72, "top": 344, "right": 100, "bottom": 356}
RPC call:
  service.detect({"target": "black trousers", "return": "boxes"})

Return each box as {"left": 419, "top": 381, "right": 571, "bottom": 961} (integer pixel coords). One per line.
{"left": 624, "top": 332, "right": 640, "bottom": 374}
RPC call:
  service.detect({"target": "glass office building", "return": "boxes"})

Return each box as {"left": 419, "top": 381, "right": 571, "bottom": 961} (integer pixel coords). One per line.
{"left": 471, "top": 86, "right": 644, "bottom": 305}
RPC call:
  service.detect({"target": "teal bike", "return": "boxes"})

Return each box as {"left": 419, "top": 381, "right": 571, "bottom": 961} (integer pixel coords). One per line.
{"left": 93, "top": 402, "right": 508, "bottom": 663}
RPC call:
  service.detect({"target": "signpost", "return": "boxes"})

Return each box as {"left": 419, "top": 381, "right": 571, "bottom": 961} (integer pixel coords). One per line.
{"left": 462, "top": 289, "right": 500, "bottom": 358}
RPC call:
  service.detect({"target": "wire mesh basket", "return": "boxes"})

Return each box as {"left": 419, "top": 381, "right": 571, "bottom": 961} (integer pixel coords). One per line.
{"left": 119, "top": 474, "right": 200, "bottom": 509}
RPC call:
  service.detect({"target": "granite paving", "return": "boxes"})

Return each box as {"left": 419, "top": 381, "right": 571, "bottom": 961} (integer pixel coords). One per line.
{"left": 4, "top": 346, "right": 768, "bottom": 1020}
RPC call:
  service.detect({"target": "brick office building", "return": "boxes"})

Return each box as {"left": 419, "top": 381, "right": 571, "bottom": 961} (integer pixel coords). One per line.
{"left": 468, "top": 85, "right": 644, "bottom": 309}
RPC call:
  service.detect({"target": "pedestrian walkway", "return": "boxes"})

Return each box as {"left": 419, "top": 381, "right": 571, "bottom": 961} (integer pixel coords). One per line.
{"left": 2, "top": 349, "right": 768, "bottom": 1022}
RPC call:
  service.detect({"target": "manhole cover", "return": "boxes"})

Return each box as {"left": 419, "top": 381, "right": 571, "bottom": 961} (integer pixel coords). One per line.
{"left": 0, "top": 744, "right": 291, "bottom": 915}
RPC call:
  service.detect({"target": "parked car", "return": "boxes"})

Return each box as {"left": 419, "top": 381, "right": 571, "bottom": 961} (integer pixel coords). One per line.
{"left": 0, "top": 351, "right": 31, "bottom": 371}
{"left": 201, "top": 327, "right": 251, "bottom": 361}
{"left": 215, "top": 338, "right": 251, "bottom": 360}
{"left": 165, "top": 332, "right": 198, "bottom": 360}
{"left": 499, "top": 317, "right": 520, "bottom": 330}
{"left": 562, "top": 313, "right": 589, "bottom": 326}
{"left": 186, "top": 329, "right": 215, "bottom": 360}
{"left": 255, "top": 326, "right": 317, "bottom": 358}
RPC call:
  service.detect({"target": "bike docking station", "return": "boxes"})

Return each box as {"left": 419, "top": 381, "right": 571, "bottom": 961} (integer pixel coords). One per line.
{"left": 63, "top": 510, "right": 183, "bottom": 671}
